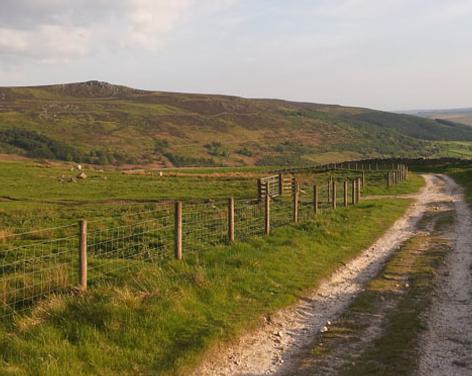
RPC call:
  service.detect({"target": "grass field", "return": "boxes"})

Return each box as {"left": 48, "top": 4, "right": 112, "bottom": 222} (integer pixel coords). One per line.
{"left": 0, "top": 160, "right": 258, "bottom": 202}
{"left": 0, "top": 159, "right": 416, "bottom": 232}
{"left": 0, "top": 159, "right": 259, "bottom": 232}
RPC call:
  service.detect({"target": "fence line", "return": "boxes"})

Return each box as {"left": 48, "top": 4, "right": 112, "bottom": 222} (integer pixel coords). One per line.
{"left": 0, "top": 163, "right": 408, "bottom": 317}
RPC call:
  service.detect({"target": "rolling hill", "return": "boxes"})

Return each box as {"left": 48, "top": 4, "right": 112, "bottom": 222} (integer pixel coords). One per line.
{"left": 1, "top": 80, "right": 472, "bottom": 166}
{"left": 408, "top": 108, "right": 472, "bottom": 127}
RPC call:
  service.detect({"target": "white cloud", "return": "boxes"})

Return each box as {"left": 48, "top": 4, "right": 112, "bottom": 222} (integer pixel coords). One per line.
{"left": 124, "top": 0, "right": 193, "bottom": 49}
{"left": 0, "top": 25, "right": 92, "bottom": 63}
{"left": 0, "top": 0, "right": 239, "bottom": 63}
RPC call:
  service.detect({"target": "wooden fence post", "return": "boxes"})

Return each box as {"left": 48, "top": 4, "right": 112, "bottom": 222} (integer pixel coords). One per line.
{"left": 293, "top": 182, "right": 299, "bottom": 223}
{"left": 278, "top": 173, "right": 284, "bottom": 196}
{"left": 361, "top": 171, "right": 365, "bottom": 190}
{"left": 257, "top": 178, "right": 262, "bottom": 200}
{"left": 387, "top": 172, "right": 391, "bottom": 188}
{"left": 352, "top": 179, "right": 356, "bottom": 205}
{"left": 344, "top": 180, "right": 348, "bottom": 207}
{"left": 327, "top": 178, "right": 331, "bottom": 204}
{"left": 79, "top": 220, "right": 87, "bottom": 291}
{"left": 332, "top": 180, "right": 337, "bottom": 210}
{"left": 175, "top": 201, "right": 183, "bottom": 260}
{"left": 356, "top": 178, "right": 361, "bottom": 203}
{"left": 228, "top": 197, "right": 235, "bottom": 242}
{"left": 265, "top": 191, "right": 271, "bottom": 236}
{"left": 313, "top": 184, "right": 319, "bottom": 214}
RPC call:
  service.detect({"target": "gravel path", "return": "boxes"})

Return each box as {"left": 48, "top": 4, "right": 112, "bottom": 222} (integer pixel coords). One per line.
{"left": 418, "top": 175, "right": 472, "bottom": 375}
{"left": 194, "top": 174, "right": 453, "bottom": 376}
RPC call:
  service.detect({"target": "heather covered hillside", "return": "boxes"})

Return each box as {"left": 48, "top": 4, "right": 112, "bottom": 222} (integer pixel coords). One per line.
{"left": 1, "top": 80, "right": 472, "bottom": 166}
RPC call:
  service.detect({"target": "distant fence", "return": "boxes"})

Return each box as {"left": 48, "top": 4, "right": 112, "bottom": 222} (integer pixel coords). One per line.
{"left": 257, "top": 163, "right": 408, "bottom": 200}
{"left": 270, "top": 159, "right": 410, "bottom": 175}
{"left": 0, "top": 161, "right": 408, "bottom": 317}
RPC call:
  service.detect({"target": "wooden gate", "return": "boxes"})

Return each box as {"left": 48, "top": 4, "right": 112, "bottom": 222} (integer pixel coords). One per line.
{"left": 258, "top": 174, "right": 295, "bottom": 199}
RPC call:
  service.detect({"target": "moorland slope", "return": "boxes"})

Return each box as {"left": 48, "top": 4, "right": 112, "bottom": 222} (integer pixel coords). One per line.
{"left": 1, "top": 80, "right": 472, "bottom": 166}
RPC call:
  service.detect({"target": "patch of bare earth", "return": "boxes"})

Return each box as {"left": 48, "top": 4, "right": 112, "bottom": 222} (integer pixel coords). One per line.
{"left": 193, "top": 174, "right": 459, "bottom": 376}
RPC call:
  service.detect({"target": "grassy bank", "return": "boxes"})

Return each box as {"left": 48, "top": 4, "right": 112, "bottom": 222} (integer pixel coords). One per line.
{"left": 363, "top": 171, "right": 424, "bottom": 196}
{"left": 0, "top": 199, "right": 410, "bottom": 375}
{"left": 439, "top": 165, "right": 472, "bottom": 202}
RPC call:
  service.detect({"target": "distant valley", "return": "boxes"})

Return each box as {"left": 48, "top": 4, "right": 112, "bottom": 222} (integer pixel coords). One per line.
{"left": 404, "top": 108, "right": 472, "bottom": 127}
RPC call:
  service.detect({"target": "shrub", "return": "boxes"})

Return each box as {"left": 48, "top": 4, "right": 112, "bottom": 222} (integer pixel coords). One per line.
{"left": 0, "top": 128, "right": 84, "bottom": 162}
{"left": 236, "top": 147, "right": 253, "bottom": 157}
{"left": 204, "top": 142, "right": 230, "bottom": 157}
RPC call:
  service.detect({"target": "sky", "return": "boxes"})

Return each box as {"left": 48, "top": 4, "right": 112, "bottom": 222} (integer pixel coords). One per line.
{"left": 0, "top": 0, "right": 471, "bottom": 111}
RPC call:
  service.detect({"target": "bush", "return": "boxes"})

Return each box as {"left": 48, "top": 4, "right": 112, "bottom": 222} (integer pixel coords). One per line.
{"left": 236, "top": 147, "right": 253, "bottom": 157}
{"left": 204, "top": 142, "right": 230, "bottom": 157}
{"left": 154, "top": 139, "right": 170, "bottom": 153}
{"left": 0, "top": 128, "right": 85, "bottom": 162}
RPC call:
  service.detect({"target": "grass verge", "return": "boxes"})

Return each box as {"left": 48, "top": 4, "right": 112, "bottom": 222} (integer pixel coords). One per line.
{"left": 0, "top": 199, "right": 410, "bottom": 375}
{"left": 363, "top": 172, "right": 424, "bottom": 196}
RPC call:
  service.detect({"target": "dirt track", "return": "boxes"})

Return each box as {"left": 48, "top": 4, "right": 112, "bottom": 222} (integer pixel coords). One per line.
{"left": 194, "top": 174, "right": 472, "bottom": 376}
{"left": 418, "top": 175, "right": 472, "bottom": 375}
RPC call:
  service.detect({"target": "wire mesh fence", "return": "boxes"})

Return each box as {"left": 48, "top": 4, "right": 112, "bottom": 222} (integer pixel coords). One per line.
{"left": 183, "top": 201, "right": 229, "bottom": 253}
{"left": 87, "top": 203, "right": 175, "bottom": 285}
{"left": 0, "top": 166, "right": 408, "bottom": 317}
{"left": 0, "top": 234, "right": 79, "bottom": 316}
{"left": 235, "top": 200, "right": 265, "bottom": 241}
